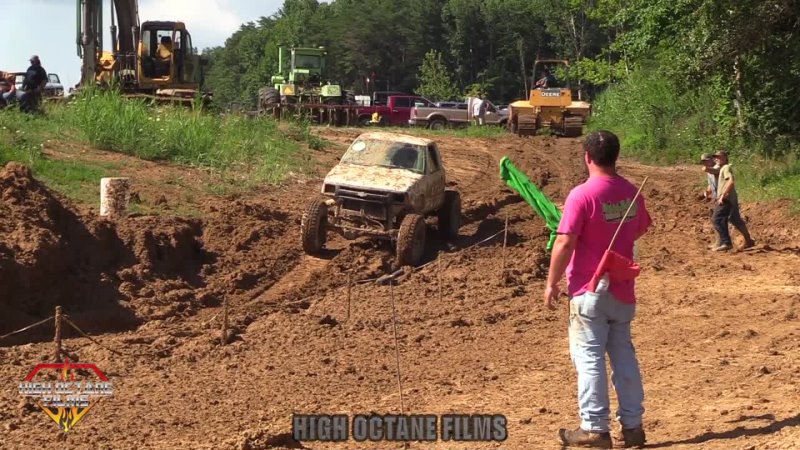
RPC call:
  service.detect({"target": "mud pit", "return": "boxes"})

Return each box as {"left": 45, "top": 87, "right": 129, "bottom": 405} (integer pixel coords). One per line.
{"left": 1, "top": 130, "right": 799, "bottom": 449}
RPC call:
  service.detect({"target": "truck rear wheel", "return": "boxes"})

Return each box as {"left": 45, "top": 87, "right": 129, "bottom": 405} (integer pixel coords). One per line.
{"left": 396, "top": 214, "right": 426, "bottom": 266}
{"left": 438, "top": 191, "right": 461, "bottom": 240}
{"left": 301, "top": 199, "right": 328, "bottom": 254}
{"left": 429, "top": 118, "right": 447, "bottom": 130}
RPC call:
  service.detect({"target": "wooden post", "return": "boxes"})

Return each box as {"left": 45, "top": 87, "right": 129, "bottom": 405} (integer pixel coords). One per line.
{"left": 437, "top": 257, "right": 443, "bottom": 302}
{"left": 346, "top": 270, "right": 353, "bottom": 322}
{"left": 501, "top": 211, "right": 509, "bottom": 278}
{"left": 220, "top": 296, "right": 229, "bottom": 345}
{"left": 100, "top": 177, "right": 131, "bottom": 219}
{"left": 53, "top": 306, "right": 63, "bottom": 362}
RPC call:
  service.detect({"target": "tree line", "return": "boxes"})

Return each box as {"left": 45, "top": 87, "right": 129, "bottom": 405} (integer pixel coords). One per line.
{"left": 204, "top": 0, "right": 800, "bottom": 158}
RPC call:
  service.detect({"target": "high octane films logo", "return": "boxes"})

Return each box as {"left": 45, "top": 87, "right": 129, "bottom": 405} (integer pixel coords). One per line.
{"left": 18, "top": 359, "right": 114, "bottom": 433}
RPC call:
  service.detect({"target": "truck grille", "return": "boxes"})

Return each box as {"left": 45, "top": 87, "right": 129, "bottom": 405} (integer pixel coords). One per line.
{"left": 335, "top": 187, "right": 393, "bottom": 221}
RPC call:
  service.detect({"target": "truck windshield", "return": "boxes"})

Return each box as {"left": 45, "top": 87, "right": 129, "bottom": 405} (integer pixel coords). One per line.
{"left": 341, "top": 139, "right": 426, "bottom": 174}
{"left": 295, "top": 54, "right": 321, "bottom": 69}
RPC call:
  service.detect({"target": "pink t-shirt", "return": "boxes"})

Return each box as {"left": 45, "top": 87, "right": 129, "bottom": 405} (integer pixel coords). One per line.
{"left": 557, "top": 175, "right": 651, "bottom": 303}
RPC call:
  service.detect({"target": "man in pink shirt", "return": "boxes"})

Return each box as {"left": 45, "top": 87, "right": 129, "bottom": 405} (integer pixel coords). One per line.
{"left": 544, "top": 131, "right": 651, "bottom": 448}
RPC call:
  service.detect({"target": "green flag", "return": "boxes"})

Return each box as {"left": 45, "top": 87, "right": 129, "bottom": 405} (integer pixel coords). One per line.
{"left": 499, "top": 156, "right": 562, "bottom": 250}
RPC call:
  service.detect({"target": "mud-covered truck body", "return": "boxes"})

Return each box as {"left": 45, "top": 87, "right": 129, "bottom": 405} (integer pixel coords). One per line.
{"left": 301, "top": 132, "right": 461, "bottom": 266}
{"left": 408, "top": 100, "right": 508, "bottom": 129}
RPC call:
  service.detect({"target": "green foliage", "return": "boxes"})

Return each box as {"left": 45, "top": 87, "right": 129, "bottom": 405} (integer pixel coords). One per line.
{"left": 65, "top": 89, "right": 313, "bottom": 183}
{"left": 415, "top": 50, "right": 460, "bottom": 102}
{"left": 197, "top": 0, "right": 800, "bottom": 199}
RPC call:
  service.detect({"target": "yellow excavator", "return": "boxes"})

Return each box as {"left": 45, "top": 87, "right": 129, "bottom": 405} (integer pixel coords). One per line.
{"left": 77, "top": 0, "right": 210, "bottom": 104}
{"left": 508, "top": 59, "right": 591, "bottom": 137}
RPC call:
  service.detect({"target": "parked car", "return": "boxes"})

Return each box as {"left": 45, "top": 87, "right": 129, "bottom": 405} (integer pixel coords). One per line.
{"left": 409, "top": 100, "right": 509, "bottom": 129}
{"left": 357, "top": 95, "right": 436, "bottom": 126}
{"left": 13, "top": 72, "right": 64, "bottom": 98}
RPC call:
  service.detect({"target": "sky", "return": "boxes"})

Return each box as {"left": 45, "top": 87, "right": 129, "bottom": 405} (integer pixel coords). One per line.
{"left": 0, "top": 0, "right": 291, "bottom": 90}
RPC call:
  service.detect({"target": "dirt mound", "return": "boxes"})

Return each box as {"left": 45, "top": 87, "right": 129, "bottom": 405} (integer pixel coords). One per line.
{"left": 0, "top": 163, "right": 299, "bottom": 342}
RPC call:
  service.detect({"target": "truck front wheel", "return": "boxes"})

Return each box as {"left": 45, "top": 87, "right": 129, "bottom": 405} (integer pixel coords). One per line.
{"left": 301, "top": 199, "right": 328, "bottom": 254}
{"left": 396, "top": 214, "right": 426, "bottom": 266}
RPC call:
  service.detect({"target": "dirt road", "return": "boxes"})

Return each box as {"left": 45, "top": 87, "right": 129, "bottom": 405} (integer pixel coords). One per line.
{"left": 1, "top": 128, "right": 798, "bottom": 449}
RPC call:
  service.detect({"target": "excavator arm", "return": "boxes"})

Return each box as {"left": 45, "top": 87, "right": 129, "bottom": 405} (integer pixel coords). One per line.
{"left": 77, "top": 0, "right": 139, "bottom": 85}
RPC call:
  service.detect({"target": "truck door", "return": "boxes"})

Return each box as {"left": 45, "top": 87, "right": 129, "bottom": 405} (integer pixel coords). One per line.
{"left": 389, "top": 97, "right": 412, "bottom": 125}
{"left": 425, "top": 144, "right": 446, "bottom": 211}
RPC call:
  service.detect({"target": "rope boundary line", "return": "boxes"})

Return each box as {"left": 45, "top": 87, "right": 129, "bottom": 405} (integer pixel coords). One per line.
{"left": 0, "top": 316, "right": 54, "bottom": 341}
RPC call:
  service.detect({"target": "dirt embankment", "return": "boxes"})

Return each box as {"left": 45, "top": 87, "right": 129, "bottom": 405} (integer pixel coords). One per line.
{"left": 0, "top": 162, "right": 300, "bottom": 342}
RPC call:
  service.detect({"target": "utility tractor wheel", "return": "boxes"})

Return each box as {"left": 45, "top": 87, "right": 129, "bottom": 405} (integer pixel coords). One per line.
{"left": 437, "top": 190, "right": 461, "bottom": 240}
{"left": 301, "top": 199, "right": 328, "bottom": 254}
{"left": 258, "top": 87, "right": 280, "bottom": 113}
{"left": 396, "top": 214, "right": 426, "bottom": 267}
{"left": 429, "top": 118, "right": 447, "bottom": 130}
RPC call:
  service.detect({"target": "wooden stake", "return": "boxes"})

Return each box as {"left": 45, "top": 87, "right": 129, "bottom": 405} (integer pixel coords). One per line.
{"left": 437, "top": 257, "right": 443, "bottom": 302}
{"left": 501, "top": 211, "right": 509, "bottom": 278}
{"left": 221, "top": 296, "right": 229, "bottom": 345}
{"left": 346, "top": 270, "right": 353, "bottom": 322}
{"left": 389, "top": 282, "right": 406, "bottom": 417}
{"left": 53, "top": 306, "right": 63, "bottom": 362}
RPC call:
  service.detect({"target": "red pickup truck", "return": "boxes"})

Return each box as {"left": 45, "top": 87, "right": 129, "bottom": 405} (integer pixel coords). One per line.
{"left": 357, "top": 95, "right": 436, "bottom": 126}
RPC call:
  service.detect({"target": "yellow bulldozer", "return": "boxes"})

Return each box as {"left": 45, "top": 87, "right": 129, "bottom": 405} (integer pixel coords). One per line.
{"left": 508, "top": 59, "right": 591, "bottom": 137}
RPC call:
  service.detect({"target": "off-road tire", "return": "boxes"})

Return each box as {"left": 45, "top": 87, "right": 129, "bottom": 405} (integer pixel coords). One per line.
{"left": 429, "top": 118, "right": 447, "bottom": 130}
{"left": 396, "top": 214, "right": 426, "bottom": 266}
{"left": 301, "top": 199, "right": 328, "bottom": 254}
{"left": 437, "top": 191, "right": 461, "bottom": 240}
{"left": 258, "top": 87, "right": 280, "bottom": 113}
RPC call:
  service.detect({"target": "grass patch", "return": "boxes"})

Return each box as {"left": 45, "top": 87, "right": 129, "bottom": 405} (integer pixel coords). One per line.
{"left": 0, "top": 90, "right": 323, "bottom": 207}
{"left": 66, "top": 89, "right": 316, "bottom": 183}
{"left": 0, "top": 109, "right": 116, "bottom": 204}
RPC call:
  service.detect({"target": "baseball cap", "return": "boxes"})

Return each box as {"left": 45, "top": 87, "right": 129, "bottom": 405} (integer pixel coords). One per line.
{"left": 713, "top": 150, "right": 728, "bottom": 157}
{"left": 700, "top": 153, "right": 713, "bottom": 162}
{"left": 29, "top": 55, "right": 40, "bottom": 63}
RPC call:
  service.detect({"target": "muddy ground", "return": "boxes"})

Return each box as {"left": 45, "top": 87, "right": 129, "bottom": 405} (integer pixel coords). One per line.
{"left": 0, "top": 128, "right": 798, "bottom": 450}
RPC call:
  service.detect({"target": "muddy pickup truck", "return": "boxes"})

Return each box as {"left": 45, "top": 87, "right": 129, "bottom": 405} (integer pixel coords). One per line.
{"left": 301, "top": 132, "right": 461, "bottom": 266}
{"left": 408, "top": 100, "right": 508, "bottom": 129}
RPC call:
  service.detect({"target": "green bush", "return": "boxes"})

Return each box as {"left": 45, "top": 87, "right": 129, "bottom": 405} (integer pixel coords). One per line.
{"left": 588, "top": 66, "right": 800, "bottom": 205}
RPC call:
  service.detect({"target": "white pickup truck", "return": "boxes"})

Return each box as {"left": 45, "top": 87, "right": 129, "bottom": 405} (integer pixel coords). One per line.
{"left": 408, "top": 100, "right": 509, "bottom": 130}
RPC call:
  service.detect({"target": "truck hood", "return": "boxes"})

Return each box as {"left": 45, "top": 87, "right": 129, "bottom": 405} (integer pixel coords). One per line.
{"left": 324, "top": 163, "right": 423, "bottom": 193}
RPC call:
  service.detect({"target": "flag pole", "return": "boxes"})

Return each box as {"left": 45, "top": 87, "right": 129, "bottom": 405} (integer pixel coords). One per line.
{"left": 606, "top": 176, "right": 649, "bottom": 253}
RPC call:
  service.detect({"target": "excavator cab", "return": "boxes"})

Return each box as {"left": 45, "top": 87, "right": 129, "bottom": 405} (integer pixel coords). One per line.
{"left": 77, "top": 0, "right": 208, "bottom": 103}
{"left": 139, "top": 21, "right": 199, "bottom": 87}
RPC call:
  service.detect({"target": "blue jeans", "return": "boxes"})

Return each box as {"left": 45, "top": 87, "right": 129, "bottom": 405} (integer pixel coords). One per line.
{"left": 712, "top": 195, "right": 751, "bottom": 246}
{"left": 569, "top": 282, "right": 644, "bottom": 432}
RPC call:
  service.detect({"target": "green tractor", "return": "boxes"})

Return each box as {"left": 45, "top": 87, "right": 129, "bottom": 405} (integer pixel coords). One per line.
{"left": 258, "top": 45, "right": 354, "bottom": 111}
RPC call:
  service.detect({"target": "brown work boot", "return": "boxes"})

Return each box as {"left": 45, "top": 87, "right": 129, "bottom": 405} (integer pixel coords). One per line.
{"left": 558, "top": 427, "right": 612, "bottom": 448}
{"left": 620, "top": 426, "right": 646, "bottom": 448}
